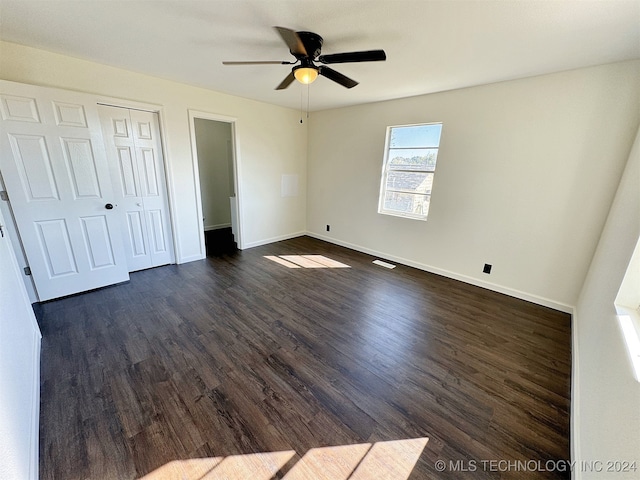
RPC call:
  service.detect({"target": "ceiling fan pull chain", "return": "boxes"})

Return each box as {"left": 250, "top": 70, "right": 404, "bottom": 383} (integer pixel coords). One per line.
{"left": 300, "top": 87, "right": 303, "bottom": 123}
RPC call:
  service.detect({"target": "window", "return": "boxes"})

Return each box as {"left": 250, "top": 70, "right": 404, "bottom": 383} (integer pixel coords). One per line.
{"left": 615, "top": 236, "right": 640, "bottom": 382}
{"left": 378, "top": 123, "right": 443, "bottom": 220}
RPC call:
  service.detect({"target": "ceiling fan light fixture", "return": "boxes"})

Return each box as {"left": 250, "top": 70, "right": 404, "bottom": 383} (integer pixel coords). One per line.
{"left": 294, "top": 66, "right": 319, "bottom": 85}
{"left": 224, "top": 27, "right": 385, "bottom": 90}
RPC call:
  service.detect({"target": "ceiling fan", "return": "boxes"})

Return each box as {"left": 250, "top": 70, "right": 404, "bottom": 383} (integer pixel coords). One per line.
{"left": 223, "top": 27, "right": 386, "bottom": 90}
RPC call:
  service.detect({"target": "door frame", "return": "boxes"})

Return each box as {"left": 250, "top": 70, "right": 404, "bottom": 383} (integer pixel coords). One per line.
{"left": 188, "top": 110, "right": 243, "bottom": 256}
{"left": 0, "top": 173, "right": 38, "bottom": 302}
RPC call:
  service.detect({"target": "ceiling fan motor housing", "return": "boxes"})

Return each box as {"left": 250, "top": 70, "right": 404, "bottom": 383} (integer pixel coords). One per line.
{"left": 296, "top": 31, "right": 323, "bottom": 59}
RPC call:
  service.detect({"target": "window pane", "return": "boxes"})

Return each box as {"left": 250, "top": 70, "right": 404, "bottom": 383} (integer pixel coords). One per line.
{"left": 388, "top": 149, "right": 438, "bottom": 171}
{"left": 386, "top": 171, "right": 434, "bottom": 194}
{"left": 379, "top": 122, "right": 442, "bottom": 221}
{"left": 389, "top": 124, "right": 442, "bottom": 148}
{"left": 383, "top": 192, "right": 430, "bottom": 216}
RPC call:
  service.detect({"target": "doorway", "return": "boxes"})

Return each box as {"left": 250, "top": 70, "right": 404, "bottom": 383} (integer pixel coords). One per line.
{"left": 189, "top": 112, "right": 240, "bottom": 256}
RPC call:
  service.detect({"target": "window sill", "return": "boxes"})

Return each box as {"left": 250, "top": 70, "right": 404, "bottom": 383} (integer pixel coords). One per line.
{"left": 378, "top": 210, "right": 428, "bottom": 221}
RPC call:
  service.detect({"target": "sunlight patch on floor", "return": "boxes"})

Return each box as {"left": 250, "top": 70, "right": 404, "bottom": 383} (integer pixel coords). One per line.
{"left": 140, "top": 450, "right": 295, "bottom": 480}
{"left": 350, "top": 437, "right": 429, "bottom": 479}
{"left": 140, "top": 437, "right": 427, "bottom": 479}
{"left": 265, "top": 254, "right": 351, "bottom": 269}
{"left": 264, "top": 255, "right": 301, "bottom": 268}
{"left": 283, "top": 443, "right": 371, "bottom": 479}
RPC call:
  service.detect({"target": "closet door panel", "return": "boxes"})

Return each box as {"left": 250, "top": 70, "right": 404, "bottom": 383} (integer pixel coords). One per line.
{"left": 130, "top": 109, "right": 173, "bottom": 267}
{"left": 0, "top": 80, "right": 129, "bottom": 301}
{"left": 98, "top": 105, "right": 173, "bottom": 271}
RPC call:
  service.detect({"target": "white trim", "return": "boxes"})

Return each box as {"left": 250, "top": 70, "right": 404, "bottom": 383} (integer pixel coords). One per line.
{"left": 570, "top": 309, "right": 581, "bottom": 480}
{"left": 177, "top": 253, "right": 205, "bottom": 264}
{"left": 378, "top": 123, "right": 442, "bottom": 221}
{"left": 95, "top": 95, "right": 163, "bottom": 112}
{"left": 205, "top": 223, "right": 232, "bottom": 231}
{"left": 155, "top": 107, "right": 180, "bottom": 266}
{"left": 187, "top": 110, "right": 243, "bottom": 252}
{"left": 308, "top": 232, "right": 575, "bottom": 314}
{"left": 0, "top": 177, "right": 39, "bottom": 302}
{"left": 242, "top": 231, "right": 306, "bottom": 249}
{"left": 28, "top": 329, "right": 41, "bottom": 480}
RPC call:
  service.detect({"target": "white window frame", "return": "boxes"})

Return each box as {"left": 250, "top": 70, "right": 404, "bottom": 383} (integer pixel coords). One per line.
{"left": 378, "top": 122, "right": 443, "bottom": 221}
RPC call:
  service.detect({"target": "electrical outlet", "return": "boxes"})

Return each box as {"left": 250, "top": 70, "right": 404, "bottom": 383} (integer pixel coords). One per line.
{"left": 483, "top": 263, "right": 492, "bottom": 274}
{"left": 326, "top": 225, "right": 330, "bottom": 232}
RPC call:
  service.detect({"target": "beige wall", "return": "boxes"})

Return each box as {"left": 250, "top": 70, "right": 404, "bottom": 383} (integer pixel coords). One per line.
{"left": 0, "top": 41, "right": 307, "bottom": 259}
{"left": 573, "top": 127, "right": 640, "bottom": 479}
{"left": 307, "top": 60, "right": 640, "bottom": 310}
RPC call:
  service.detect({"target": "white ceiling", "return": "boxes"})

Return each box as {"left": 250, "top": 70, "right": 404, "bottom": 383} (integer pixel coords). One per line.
{"left": 1, "top": 0, "right": 639, "bottom": 111}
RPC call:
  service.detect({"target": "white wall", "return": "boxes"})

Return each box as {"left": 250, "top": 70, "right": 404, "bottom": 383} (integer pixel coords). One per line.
{"left": 0, "top": 207, "right": 41, "bottom": 480}
{"left": 0, "top": 41, "right": 307, "bottom": 259}
{"left": 307, "top": 60, "right": 640, "bottom": 310}
{"left": 194, "top": 119, "right": 233, "bottom": 230}
{"left": 573, "top": 127, "right": 640, "bottom": 479}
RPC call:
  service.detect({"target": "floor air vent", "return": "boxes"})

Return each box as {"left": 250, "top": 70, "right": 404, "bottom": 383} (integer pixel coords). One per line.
{"left": 373, "top": 259, "right": 396, "bottom": 269}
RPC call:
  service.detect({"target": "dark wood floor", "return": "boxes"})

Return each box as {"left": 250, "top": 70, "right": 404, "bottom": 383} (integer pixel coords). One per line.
{"left": 37, "top": 236, "right": 572, "bottom": 479}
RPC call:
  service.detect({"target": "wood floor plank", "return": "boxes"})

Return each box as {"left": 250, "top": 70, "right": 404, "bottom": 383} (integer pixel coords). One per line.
{"left": 37, "top": 236, "right": 571, "bottom": 479}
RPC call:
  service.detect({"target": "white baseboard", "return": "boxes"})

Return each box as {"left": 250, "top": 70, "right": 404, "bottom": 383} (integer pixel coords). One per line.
{"left": 204, "top": 223, "right": 231, "bottom": 231}
{"left": 307, "top": 231, "right": 575, "bottom": 314}
{"left": 241, "top": 231, "right": 306, "bottom": 250}
{"left": 177, "top": 253, "right": 206, "bottom": 264}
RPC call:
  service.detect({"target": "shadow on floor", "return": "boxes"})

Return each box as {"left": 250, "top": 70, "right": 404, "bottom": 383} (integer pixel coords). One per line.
{"left": 205, "top": 227, "right": 237, "bottom": 256}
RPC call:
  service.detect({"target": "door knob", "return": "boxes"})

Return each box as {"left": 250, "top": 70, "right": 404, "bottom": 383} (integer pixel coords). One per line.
{"left": 105, "top": 203, "right": 114, "bottom": 210}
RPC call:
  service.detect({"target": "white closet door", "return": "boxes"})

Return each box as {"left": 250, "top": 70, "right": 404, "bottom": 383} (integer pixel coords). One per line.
{"left": 0, "top": 80, "right": 129, "bottom": 301}
{"left": 99, "top": 105, "right": 174, "bottom": 271}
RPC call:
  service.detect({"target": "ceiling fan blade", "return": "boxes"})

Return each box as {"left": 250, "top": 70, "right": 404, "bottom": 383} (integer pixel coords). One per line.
{"left": 275, "top": 71, "right": 296, "bottom": 90}
{"left": 318, "top": 50, "right": 386, "bottom": 64}
{"left": 223, "top": 60, "right": 293, "bottom": 65}
{"left": 274, "top": 26, "right": 307, "bottom": 56}
{"left": 318, "top": 66, "right": 358, "bottom": 89}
